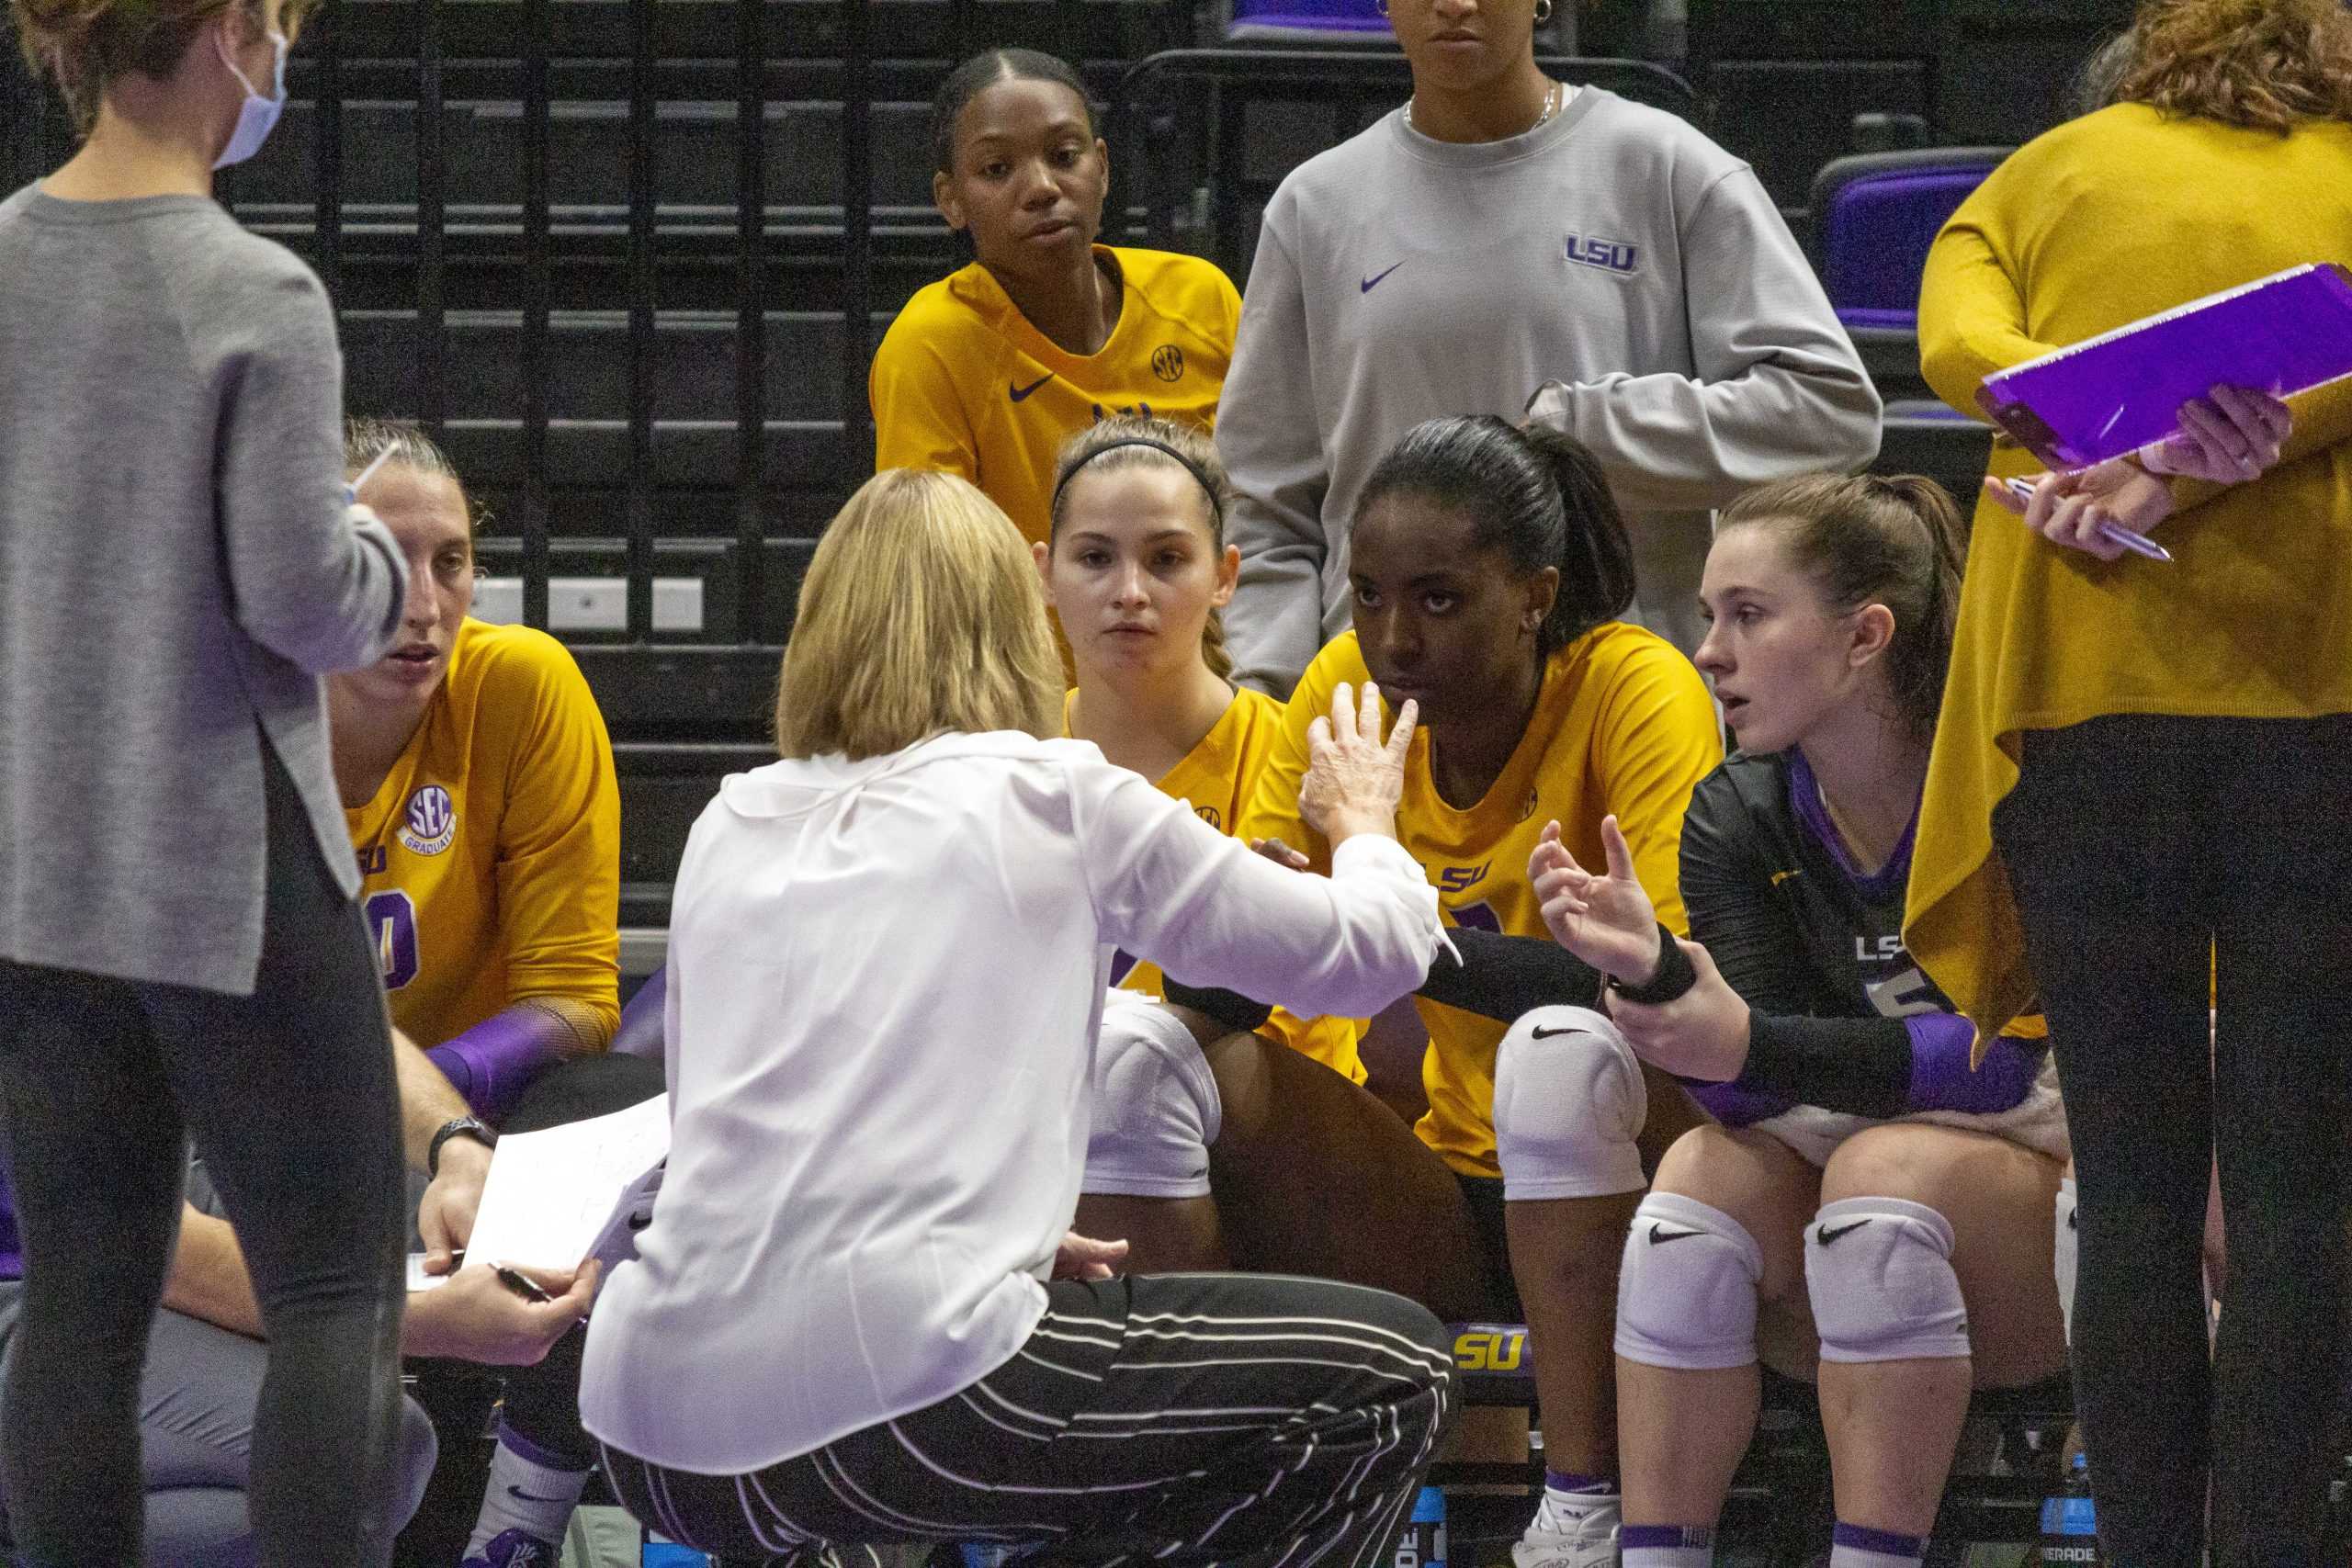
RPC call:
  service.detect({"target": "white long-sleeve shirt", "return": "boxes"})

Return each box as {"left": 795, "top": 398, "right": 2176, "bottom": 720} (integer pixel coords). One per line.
{"left": 1216, "top": 88, "right": 1881, "bottom": 693}
{"left": 579, "top": 730, "right": 1447, "bottom": 1473}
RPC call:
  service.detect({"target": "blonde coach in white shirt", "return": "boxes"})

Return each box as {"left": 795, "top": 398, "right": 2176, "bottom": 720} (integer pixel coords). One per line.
{"left": 581, "top": 468, "right": 1458, "bottom": 1567}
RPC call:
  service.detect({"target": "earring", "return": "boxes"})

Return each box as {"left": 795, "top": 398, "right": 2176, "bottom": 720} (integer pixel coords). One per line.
{"left": 1533, "top": 0, "right": 1552, "bottom": 19}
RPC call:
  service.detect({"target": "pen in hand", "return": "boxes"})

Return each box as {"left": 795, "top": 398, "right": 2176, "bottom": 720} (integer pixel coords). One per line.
{"left": 2005, "top": 477, "right": 2173, "bottom": 563}
{"left": 492, "top": 1263, "right": 556, "bottom": 1304}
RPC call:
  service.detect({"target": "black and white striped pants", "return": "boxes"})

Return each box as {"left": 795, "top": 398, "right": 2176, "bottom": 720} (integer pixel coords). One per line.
{"left": 597, "top": 1272, "right": 1457, "bottom": 1568}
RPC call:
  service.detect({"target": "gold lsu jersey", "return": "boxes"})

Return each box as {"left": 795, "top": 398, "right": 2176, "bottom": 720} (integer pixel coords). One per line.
{"left": 345, "top": 617, "right": 621, "bottom": 1050}
{"left": 1239, "top": 623, "right": 1724, "bottom": 1178}
{"left": 869, "top": 246, "right": 1241, "bottom": 550}
{"left": 1065, "top": 684, "right": 1283, "bottom": 1000}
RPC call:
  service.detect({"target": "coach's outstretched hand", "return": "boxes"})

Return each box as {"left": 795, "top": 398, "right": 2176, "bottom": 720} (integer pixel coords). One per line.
{"left": 1299, "top": 681, "right": 1416, "bottom": 846}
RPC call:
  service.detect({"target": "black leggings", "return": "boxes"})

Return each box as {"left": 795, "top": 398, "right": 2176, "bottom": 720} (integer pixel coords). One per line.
{"left": 1995, "top": 713, "right": 2352, "bottom": 1568}
{"left": 0, "top": 740, "right": 408, "bottom": 1567}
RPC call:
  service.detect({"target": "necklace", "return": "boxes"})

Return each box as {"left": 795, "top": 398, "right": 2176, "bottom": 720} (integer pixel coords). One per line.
{"left": 1406, "top": 78, "right": 1563, "bottom": 136}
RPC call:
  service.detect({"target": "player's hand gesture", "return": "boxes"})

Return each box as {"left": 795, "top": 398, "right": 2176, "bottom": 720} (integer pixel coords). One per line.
{"left": 1528, "top": 815, "right": 1663, "bottom": 985}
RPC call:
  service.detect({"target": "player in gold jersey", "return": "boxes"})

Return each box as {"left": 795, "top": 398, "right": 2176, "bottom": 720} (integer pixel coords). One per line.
{"left": 1221, "top": 418, "right": 1724, "bottom": 1564}
{"left": 869, "top": 50, "right": 1241, "bottom": 553}
{"left": 1043, "top": 418, "right": 1276, "bottom": 994}
{"left": 330, "top": 423, "right": 646, "bottom": 1567}
{"left": 1037, "top": 416, "right": 1269, "bottom": 1271}
{"left": 332, "top": 438, "right": 619, "bottom": 1121}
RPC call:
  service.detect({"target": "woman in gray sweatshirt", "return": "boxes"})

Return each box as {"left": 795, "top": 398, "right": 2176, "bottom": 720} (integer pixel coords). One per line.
{"left": 0, "top": 0, "right": 412, "bottom": 1561}
{"left": 1216, "top": 0, "right": 1882, "bottom": 694}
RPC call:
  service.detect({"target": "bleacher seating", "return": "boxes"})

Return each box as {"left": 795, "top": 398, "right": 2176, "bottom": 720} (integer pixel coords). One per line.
{"left": 1224, "top": 0, "right": 1388, "bottom": 44}
{"left": 1810, "top": 147, "right": 2007, "bottom": 332}
{"left": 0, "top": 0, "right": 2076, "bottom": 941}
{"left": 21, "top": 6, "right": 2352, "bottom": 1557}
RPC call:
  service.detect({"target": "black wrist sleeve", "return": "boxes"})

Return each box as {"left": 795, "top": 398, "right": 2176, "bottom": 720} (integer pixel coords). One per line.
{"left": 1412, "top": 927, "right": 1602, "bottom": 1021}
{"left": 1605, "top": 924, "right": 1697, "bottom": 1004}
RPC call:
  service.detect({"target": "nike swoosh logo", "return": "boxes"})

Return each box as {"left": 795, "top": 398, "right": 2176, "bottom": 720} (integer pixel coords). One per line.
{"left": 1770, "top": 869, "right": 1803, "bottom": 887}
{"left": 507, "top": 1485, "right": 573, "bottom": 1504}
{"left": 1360, "top": 263, "right": 1404, "bottom": 294}
{"left": 1648, "top": 1223, "right": 1699, "bottom": 1246}
{"left": 1009, "top": 374, "right": 1054, "bottom": 402}
{"left": 1816, "top": 1219, "right": 1870, "bottom": 1247}
{"left": 1530, "top": 1024, "right": 1582, "bottom": 1040}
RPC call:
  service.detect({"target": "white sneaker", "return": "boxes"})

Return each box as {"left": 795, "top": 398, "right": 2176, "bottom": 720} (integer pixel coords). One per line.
{"left": 1510, "top": 1504, "right": 1622, "bottom": 1568}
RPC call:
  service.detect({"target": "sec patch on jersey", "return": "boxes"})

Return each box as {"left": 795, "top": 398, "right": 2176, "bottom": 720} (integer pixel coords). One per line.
{"left": 397, "top": 784, "right": 458, "bottom": 856}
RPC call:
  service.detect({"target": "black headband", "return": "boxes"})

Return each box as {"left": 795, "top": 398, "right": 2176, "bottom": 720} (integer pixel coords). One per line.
{"left": 1050, "top": 437, "right": 1225, "bottom": 532}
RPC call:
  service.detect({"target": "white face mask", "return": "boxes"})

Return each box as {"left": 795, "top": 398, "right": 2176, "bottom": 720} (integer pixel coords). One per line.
{"left": 212, "top": 24, "right": 288, "bottom": 170}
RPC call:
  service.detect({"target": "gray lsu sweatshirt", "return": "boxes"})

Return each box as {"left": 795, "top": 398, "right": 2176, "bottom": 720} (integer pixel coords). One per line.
{"left": 1216, "top": 87, "right": 1882, "bottom": 693}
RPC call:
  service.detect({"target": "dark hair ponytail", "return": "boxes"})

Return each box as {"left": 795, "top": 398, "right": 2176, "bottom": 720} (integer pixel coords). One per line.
{"left": 1718, "top": 473, "right": 1969, "bottom": 739}
{"left": 930, "top": 48, "right": 1094, "bottom": 176}
{"left": 1355, "top": 416, "right": 1637, "bottom": 659}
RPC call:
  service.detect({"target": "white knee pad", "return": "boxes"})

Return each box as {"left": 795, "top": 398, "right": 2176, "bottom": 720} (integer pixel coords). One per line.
{"left": 1804, "top": 1196, "right": 1972, "bottom": 1364}
{"left": 2053, "top": 1176, "right": 2077, "bottom": 1347}
{"left": 1082, "top": 992, "right": 1220, "bottom": 1199}
{"left": 1614, "top": 1192, "right": 1765, "bottom": 1370}
{"left": 1492, "top": 1006, "right": 1647, "bottom": 1201}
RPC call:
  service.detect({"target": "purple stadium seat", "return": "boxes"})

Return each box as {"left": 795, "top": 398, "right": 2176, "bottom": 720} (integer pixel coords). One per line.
{"left": 1809, "top": 149, "right": 2013, "bottom": 331}
{"left": 1225, "top": 0, "right": 1392, "bottom": 43}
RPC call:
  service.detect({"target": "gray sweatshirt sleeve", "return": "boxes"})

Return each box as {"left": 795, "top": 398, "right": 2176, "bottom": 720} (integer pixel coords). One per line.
{"left": 1216, "top": 216, "right": 1330, "bottom": 697}
{"left": 1527, "top": 165, "right": 1882, "bottom": 512}
{"left": 213, "top": 265, "right": 405, "bottom": 674}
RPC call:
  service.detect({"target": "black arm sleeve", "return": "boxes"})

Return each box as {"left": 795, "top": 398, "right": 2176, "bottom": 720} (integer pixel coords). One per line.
{"left": 1410, "top": 928, "right": 1603, "bottom": 1022}
{"left": 1679, "top": 769, "right": 1915, "bottom": 1117}
{"left": 1159, "top": 977, "right": 1273, "bottom": 1035}
{"left": 1736, "top": 1012, "right": 1911, "bottom": 1117}
{"left": 1164, "top": 926, "right": 1604, "bottom": 1037}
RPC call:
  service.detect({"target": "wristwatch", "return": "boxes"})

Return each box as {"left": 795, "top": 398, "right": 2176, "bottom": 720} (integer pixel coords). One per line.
{"left": 428, "top": 1114, "right": 497, "bottom": 1178}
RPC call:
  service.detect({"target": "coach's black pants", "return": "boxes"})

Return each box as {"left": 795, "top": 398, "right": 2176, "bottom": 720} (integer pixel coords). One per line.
{"left": 1996, "top": 713, "right": 2352, "bottom": 1568}
{"left": 601, "top": 1272, "right": 1456, "bottom": 1568}
{"left": 0, "top": 739, "right": 409, "bottom": 1566}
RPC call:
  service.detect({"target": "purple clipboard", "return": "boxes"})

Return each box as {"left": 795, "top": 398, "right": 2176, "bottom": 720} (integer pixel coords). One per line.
{"left": 1976, "top": 263, "right": 2352, "bottom": 468}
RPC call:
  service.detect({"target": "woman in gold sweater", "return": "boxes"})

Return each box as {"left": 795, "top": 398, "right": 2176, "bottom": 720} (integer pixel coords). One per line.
{"left": 1905, "top": 3, "right": 2352, "bottom": 1562}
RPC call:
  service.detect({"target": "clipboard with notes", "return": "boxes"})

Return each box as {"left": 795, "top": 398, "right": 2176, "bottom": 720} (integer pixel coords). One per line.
{"left": 1976, "top": 262, "right": 2352, "bottom": 469}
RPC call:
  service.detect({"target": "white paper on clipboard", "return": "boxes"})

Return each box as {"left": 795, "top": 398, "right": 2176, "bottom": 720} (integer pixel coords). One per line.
{"left": 460, "top": 1092, "right": 670, "bottom": 1275}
